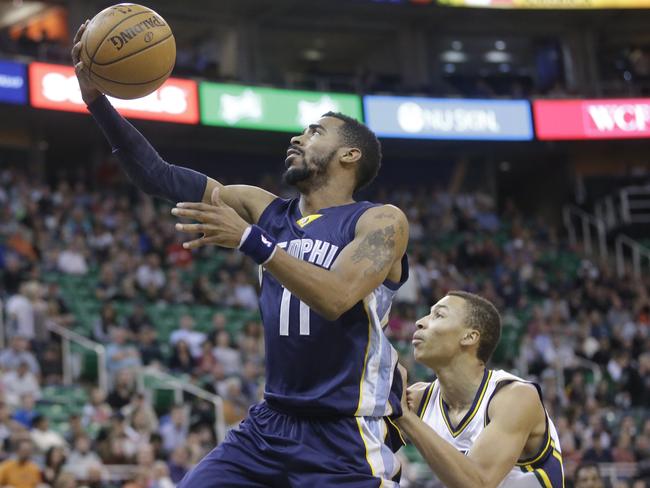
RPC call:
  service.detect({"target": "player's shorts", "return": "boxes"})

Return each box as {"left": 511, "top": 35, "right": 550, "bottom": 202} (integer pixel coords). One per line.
{"left": 177, "top": 401, "right": 403, "bottom": 488}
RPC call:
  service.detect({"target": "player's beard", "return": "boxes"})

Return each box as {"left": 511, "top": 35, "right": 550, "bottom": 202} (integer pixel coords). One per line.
{"left": 283, "top": 148, "right": 337, "bottom": 194}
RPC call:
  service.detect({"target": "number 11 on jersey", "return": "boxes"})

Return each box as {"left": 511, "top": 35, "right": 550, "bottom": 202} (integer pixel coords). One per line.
{"left": 279, "top": 288, "right": 310, "bottom": 336}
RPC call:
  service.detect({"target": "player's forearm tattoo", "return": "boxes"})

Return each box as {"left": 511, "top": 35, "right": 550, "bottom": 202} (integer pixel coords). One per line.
{"left": 351, "top": 225, "right": 396, "bottom": 276}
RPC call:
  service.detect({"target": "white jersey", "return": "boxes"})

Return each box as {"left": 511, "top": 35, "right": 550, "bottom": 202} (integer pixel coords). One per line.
{"left": 417, "top": 369, "right": 564, "bottom": 488}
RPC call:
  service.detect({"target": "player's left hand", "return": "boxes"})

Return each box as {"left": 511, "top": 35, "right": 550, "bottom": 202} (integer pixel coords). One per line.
{"left": 172, "top": 188, "right": 249, "bottom": 250}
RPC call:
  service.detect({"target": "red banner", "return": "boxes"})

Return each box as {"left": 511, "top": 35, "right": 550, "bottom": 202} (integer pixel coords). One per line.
{"left": 534, "top": 99, "right": 650, "bottom": 140}
{"left": 29, "top": 62, "right": 199, "bottom": 124}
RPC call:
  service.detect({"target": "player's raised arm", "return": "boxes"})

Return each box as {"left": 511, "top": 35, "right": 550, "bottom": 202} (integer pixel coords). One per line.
{"left": 70, "top": 21, "right": 275, "bottom": 224}
{"left": 397, "top": 381, "right": 544, "bottom": 488}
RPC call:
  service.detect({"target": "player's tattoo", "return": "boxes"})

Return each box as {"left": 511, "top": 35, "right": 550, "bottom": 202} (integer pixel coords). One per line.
{"left": 351, "top": 224, "right": 396, "bottom": 276}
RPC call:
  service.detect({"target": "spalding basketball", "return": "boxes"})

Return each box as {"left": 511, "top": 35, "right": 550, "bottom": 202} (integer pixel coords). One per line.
{"left": 80, "top": 3, "right": 176, "bottom": 99}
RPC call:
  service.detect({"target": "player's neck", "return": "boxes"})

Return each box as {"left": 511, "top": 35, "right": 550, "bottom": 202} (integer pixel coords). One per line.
{"left": 435, "top": 359, "right": 486, "bottom": 411}
{"left": 298, "top": 186, "right": 355, "bottom": 216}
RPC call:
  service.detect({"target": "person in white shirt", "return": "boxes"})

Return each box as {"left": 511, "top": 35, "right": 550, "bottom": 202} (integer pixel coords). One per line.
{"left": 31, "top": 415, "right": 67, "bottom": 453}
{"left": 5, "top": 281, "right": 44, "bottom": 340}
{"left": 57, "top": 238, "right": 89, "bottom": 275}
{"left": 2, "top": 361, "right": 41, "bottom": 407}
{"left": 136, "top": 254, "right": 166, "bottom": 291}
{"left": 64, "top": 435, "right": 107, "bottom": 481}
{"left": 397, "top": 291, "right": 565, "bottom": 488}
{"left": 169, "top": 315, "right": 206, "bottom": 358}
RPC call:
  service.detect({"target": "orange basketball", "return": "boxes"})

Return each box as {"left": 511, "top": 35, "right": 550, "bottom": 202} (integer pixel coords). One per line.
{"left": 80, "top": 3, "right": 176, "bottom": 99}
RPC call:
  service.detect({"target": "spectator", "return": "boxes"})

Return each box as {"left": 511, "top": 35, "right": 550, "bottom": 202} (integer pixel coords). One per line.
{"left": 138, "top": 325, "right": 165, "bottom": 366}
{"left": 82, "top": 388, "right": 112, "bottom": 427}
{"left": 64, "top": 435, "right": 105, "bottom": 482}
{"left": 107, "top": 369, "right": 137, "bottom": 411}
{"left": 159, "top": 406, "right": 188, "bottom": 454}
{"left": 151, "top": 460, "right": 175, "bottom": 488}
{"left": 57, "top": 236, "right": 88, "bottom": 275}
{"left": 206, "top": 312, "right": 227, "bottom": 345}
{"left": 0, "top": 336, "right": 40, "bottom": 375}
{"left": 574, "top": 462, "right": 605, "bottom": 488}
{"left": 12, "top": 394, "right": 37, "bottom": 429}
{"left": 105, "top": 327, "right": 141, "bottom": 375}
{"left": 0, "top": 438, "right": 41, "bottom": 488}
{"left": 136, "top": 253, "right": 166, "bottom": 296}
{"left": 168, "top": 340, "right": 196, "bottom": 375}
{"left": 196, "top": 340, "right": 217, "bottom": 375}
{"left": 169, "top": 315, "right": 205, "bottom": 358}
{"left": 30, "top": 415, "right": 67, "bottom": 453}
{"left": 5, "top": 281, "right": 42, "bottom": 340}
{"left": 232, "top": 271, "right": 258, "bottom": 310}
{"left": 126, "top": 302, "right": 153, "bottom": 336}
{"left": 42, "top": 445, "right": 66, "bottom": 486}
{"left": 167, "top": 445, "right": 190, "bottom": 484}
{"left": 212, "top": 330, "right": 241, "bottom": 376}
{"left": 2, "top": 361, "right": 41, "bottom": 407}
{"left": 92, "top": 302, "right": 121, "bottom": 344}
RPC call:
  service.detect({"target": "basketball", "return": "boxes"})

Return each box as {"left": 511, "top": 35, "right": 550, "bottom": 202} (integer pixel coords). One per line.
{"left": 80, "top": 3, "right": 176, "bottom": 99}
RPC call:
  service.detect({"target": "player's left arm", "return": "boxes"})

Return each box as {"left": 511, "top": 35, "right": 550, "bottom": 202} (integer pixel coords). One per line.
{"left": 397, "top": 381, "right": 544, "bottom": 488}
{"left": 172, "top": 196, "right": 408, "bottom": 321}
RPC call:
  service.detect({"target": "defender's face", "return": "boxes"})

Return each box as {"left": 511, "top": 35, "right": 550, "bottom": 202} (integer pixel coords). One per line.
{"left": 284, "top": 116, "right": 343, "bottom": 189}
{"left": 412, "top": 295, "right": 468, "bottom": 367}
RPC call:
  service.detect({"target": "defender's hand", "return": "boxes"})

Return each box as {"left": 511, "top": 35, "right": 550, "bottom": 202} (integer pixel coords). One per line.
{"left": 70, "top": 20, "right": 102, "bottom": 105}
{"left": 172, "top": 188, "right": 249, "bottom": 250}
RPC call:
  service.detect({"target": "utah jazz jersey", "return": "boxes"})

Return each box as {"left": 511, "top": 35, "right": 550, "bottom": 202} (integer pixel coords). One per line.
{"left": 257, "top": 197, "right": 408, "bottom": 417}
{"left": 417, "top": 369, "right": 564, "bottom": 488}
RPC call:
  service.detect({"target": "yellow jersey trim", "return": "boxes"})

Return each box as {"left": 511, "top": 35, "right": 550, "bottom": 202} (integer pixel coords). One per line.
{"left": 355, "top": 418, "right": 376, "bottom": 476}
{"left": 296, "top": 214, "right": 323, "bottom": 228}
{"left": 418, "top": 382, "right": 435, "bottom": 419}
{"left": 354, "top": 301, "right": 373, "bottom": 416}
{"left": 386, "top": 416, "right": 406, "bottom": 446}
{"left": 440, "top": 370, "right": 492, "bottom": 438}
{"left": 517, "top": 426, "right": 552, "bottom": 466}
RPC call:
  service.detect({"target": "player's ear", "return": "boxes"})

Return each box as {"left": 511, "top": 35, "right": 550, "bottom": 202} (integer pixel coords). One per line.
{"left": 339, "top": 147, "right": 361, "bottom": 164}
{"left": 460, "top": 329, "right": 480, "bottom": 347}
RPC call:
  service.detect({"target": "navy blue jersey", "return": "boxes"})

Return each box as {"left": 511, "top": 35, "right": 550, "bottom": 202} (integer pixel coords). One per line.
{"left": 257, "top": 198, "right": 408, "bottom": 417}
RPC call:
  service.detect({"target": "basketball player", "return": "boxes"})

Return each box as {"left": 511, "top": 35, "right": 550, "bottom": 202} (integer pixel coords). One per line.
{"left": 396, "top": 291, "right": 564, "bottom": 488}
{"left": 72, "top": 22, "right": 409, "bottom": 488}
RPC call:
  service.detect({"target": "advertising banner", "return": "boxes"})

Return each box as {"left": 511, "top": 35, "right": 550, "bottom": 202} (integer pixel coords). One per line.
{"left": 534, "top": 99, "right": 650, "bottom": 140}
{"left": 200, "top": 82, "right": 363, "bottom": 132}
{"left": 29, "top": 62, "right": 199, "bottom": 124}
{"left": 364, "top": 96, "right": 533, "bottom": 140}
{"left": 0, "top": 60, "right": 27, "bottom": 105}
{"left": 438, "top": 0, "right": 650, "bottom": 9}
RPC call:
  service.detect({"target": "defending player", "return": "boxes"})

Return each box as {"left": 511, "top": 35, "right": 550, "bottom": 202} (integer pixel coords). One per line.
{"left": 72, "top": 22, "right": 409, "bottom": 488}
{"left": 397, "top": 291, "right": 565, "bottom": 488}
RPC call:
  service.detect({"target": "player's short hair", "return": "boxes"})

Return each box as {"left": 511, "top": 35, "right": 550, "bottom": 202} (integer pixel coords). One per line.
{"left": 322, "top": 111, "right": 382, "bottom": 192}
{"left": 447, "top": 291, "right": 501, "bottom": 364}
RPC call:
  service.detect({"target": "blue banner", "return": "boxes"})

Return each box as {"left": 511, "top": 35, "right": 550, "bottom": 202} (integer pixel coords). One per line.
{"left": 0, "top": 60, "right": 27, "bottom": 105}
{"left": 363, "top": 96, "right": 533, "bottom": 140}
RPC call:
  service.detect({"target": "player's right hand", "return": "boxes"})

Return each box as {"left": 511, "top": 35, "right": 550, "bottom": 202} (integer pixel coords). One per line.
{"left": 70, "top": 20, "right": 102, "bottom": 105}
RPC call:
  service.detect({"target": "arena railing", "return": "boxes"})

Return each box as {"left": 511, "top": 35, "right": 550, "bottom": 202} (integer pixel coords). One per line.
{"left": 136, "top": 366, "right": 226, "bottom": 444}
{"left": 562, "top": 205, "right": 608, "bottom": 261}
{"left": 615, "top": 234, "right": 650, "bottom": 279}
{"left": 47, "top": 320, "right": 108, "bottom": 393}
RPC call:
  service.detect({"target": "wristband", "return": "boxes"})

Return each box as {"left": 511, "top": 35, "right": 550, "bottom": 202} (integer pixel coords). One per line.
{"left": 238, "top": 225, "right": 278, "bottom": 265}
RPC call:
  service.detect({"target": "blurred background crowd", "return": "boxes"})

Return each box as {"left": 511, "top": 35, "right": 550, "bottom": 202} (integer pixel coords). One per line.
{"left": 0, "top": 162, "right": 648, "bottom": 487}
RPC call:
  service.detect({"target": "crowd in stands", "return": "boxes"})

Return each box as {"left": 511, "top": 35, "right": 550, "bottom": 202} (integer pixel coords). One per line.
{"left": 0, "top": 163, "right": 648, "bottom": 487}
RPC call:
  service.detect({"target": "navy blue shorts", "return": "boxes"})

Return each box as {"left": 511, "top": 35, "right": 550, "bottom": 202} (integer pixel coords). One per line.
{"left": 178, "top": 402, "right": 403, "bottom": 488}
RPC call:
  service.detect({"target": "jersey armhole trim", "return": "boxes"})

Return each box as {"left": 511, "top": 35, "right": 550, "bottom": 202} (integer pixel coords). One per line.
{"left": 485, "top": 379, "right": 552, "bottom": 467}
{"left": 416, "top": 380, "right": 435, "bottom": 419}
